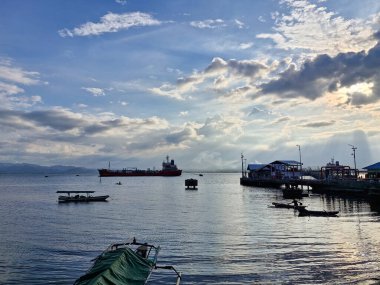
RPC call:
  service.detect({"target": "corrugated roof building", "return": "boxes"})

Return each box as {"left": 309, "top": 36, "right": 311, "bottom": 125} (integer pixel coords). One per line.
{"left": 247, "top": 160, "right": 302, "bottom": 179}
{"left": 363, "top": 162, "right": 380, "bottom": 179}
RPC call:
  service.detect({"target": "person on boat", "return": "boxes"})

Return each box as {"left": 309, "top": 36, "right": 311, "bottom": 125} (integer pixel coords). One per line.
{"left": 292, "top": 199, "right": 302, "bottom": 207}
{"left": 136, "top": 243, "right": 148, "bottom": 258}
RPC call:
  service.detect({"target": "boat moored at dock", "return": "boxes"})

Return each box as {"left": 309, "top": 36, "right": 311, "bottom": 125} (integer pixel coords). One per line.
{"left": 240, "top": 155, "right": 380, "bottom": 199}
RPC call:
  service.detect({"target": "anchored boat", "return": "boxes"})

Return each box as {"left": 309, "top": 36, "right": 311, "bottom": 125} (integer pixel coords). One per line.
{"left": 98, "top": 156, "right": 182, "bottom": 177}
{"left": 56, "top": 191, "right": 109, "bottom": 203}
{"left": 298, "top": 208, "right": 339, "bottom": 217}
{"left": 272, "top": 202, "right": 307, "bottom": 210}
{"left": 74, "top": 238, "right": 181, "bottom": 285}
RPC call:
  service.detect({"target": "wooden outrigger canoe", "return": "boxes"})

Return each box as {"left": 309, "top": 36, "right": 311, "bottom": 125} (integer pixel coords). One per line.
{"left": 298, "top": 208, "right": 339, "bottom": 217}
{"left": 272, "top": 202, "right": 307, "bottom": 210}
{"left": 74, "top": 238, "right": 181, "bottom": 285}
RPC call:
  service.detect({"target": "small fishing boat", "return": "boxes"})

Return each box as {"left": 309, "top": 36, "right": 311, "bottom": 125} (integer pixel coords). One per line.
{"left": 74, "top": 238, "right": 181, "bottom": 285}
{"left": 272, "top": 202, "right": 307, "bottom": 210}
{"left": 56, "top": 191, "right": 109, "bottom": 203}
{"left": 298, "top": 208, "right": 339, "bottom": 217}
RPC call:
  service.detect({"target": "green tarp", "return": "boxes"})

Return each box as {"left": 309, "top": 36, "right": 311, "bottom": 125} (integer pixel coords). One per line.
{"left": 74, "top": 247, "right": 155, "bottom": 285}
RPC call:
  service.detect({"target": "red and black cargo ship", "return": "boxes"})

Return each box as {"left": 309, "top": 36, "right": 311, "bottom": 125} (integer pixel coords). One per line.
{"left": 98, "top": 156, "right": 182, "bottom": 177}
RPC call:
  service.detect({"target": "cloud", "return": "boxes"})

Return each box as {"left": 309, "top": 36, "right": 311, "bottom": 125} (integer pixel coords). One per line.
{"left": 0, "top": 58, "right": 44, "bottom": 108}
{"left": 248, "top": 106, "right": 273, "bottom": 116}
{"left": 234, "top": 19, "right": 246, "bottom": 29}
{"left": 0, "top": 108, "right": 190, "bottom": 159}
{"left": 273, "top": 117, "right": 290, "bottom": 124}
{"left": 115, "top": 0, "right": 127, "bottom": 5}
{"left": 165, "top": 125, "right": 199, "bottom": 145}
{"left": 257, "top": 0, "right": 377, "bottom": 55}
{"left": 149, "top": 83, "right": 186, "bottom": 100}
{"left": 190, "top": 19, "right": 226, "bottom": 29}
{"left": 81, "top": 87, "right": 106, "bottom": 96}
{"left": 22, "top": 109, "right": 87, "bottom": 131}
{"left": 198, "top": 115, "right": 244, "bottom": 139}
{"left": 302, "top": 120, "right": 335, "bottom": 128}
{"left": 348, "top": 92, "right": 376, "bottom": 106}
{"left": 258, "top": 16, "right": 266, "bottom": 23}
{"left": 0, "top": 108, "right": 164, "bottom": 136}
{"left": 151, "top": 57, "right": 268, "bottom": 101}
{"left": 59, "top": 12, "right": 161, "bottom": 37}
{"left": 0, "top": 60, "right": 40, "bottom": 85}
{"left": 149, "top": 57, "right": 268, "bottom": 101}
{"left": 0, "top": 81, "right": 24, "bottom": 96}
{"left": 239, "top": 42, "right": 254, "bottom": 50}
{"left": 260, "top": 39, "right": 380, "bottom": 104}
{"left": 205, "top": 57, "right": 267, "bottom": 78}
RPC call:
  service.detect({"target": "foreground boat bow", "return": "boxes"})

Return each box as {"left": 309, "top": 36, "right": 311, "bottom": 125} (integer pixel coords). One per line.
{"left": 74, "top": 239, "right": 181, "bottom": 285}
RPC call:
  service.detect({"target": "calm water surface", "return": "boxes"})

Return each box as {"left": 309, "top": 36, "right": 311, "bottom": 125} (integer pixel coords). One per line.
{"left": 0, "top": 173, "right": 380, "bottom": 284}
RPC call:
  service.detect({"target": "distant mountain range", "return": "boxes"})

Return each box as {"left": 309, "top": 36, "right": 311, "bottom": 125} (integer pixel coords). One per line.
{"left": 0, "top": 163, "right": 96, "bottom": 174}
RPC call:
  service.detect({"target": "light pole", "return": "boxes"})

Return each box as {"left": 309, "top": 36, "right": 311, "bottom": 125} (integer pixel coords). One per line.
{"left": 241, "top": 153, "right": 244, "bottom": 178}
{"left": 349, "top": 144, "right": 357, "bottom": 178}
{"left": 296, "top": 145, "right": 302, "bottom": 179}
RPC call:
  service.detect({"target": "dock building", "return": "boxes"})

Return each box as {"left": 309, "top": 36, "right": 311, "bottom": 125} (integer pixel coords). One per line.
{"left": 247, "top": 160, "right": 302, "bottom": 180}
{"left": 363, "top": 162, "right": 380, "bottom": 180}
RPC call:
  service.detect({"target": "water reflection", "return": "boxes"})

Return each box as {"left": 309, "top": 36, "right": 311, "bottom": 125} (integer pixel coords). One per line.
{"left": 0, "top": 174, "right": 380, "bottom": 284}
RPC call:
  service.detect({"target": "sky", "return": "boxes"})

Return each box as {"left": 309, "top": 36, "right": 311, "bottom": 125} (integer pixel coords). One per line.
{"left": 1, "top": 0, "right": 380, "bottom": 171}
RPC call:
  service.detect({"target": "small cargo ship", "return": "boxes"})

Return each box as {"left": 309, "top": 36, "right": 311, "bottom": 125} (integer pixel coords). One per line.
{"left": 98, "top": 156, "right": 182, "bottom": 177}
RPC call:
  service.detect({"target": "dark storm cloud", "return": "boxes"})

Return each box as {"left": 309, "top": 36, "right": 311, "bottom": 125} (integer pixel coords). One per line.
{"left": 260, "top": 37, "right": 380, "bottom": 105}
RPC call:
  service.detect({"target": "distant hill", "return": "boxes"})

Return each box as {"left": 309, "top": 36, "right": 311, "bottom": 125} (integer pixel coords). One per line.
{"left": 0, "top": 163, "right": 96, "bottom": 174}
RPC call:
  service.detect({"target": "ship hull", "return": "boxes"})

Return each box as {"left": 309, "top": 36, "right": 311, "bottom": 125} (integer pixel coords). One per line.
{"left": 98, "top": 169, "right": 182, "bottom": 177}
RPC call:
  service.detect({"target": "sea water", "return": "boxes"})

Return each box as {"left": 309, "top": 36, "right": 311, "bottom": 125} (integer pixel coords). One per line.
{"left": 0, "top": 173, "right": 379, "bottom": 284}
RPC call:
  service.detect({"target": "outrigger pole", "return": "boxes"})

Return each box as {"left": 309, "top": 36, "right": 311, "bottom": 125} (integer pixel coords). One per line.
{"left": 155, "top": 265, "right": 182, "bottom": 285}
